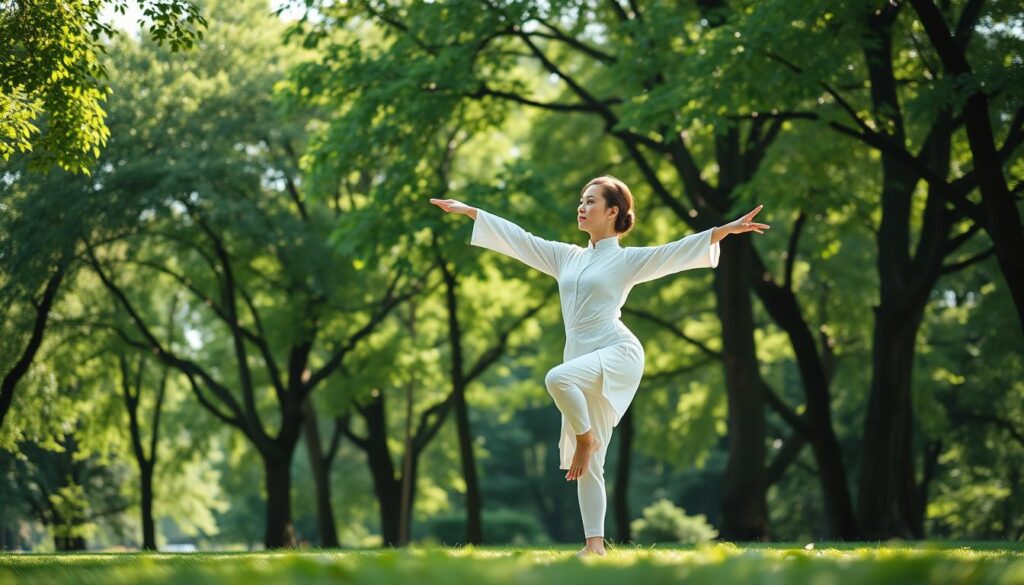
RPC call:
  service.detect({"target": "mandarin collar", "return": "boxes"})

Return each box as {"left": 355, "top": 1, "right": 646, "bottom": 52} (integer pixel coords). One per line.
{"left": 587, "top": 235, "right": 621, "bottom": 251}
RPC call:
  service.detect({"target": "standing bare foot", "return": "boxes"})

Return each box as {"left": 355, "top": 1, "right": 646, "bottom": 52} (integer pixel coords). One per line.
{"left": 575, "top": 538, "right": 607, "bottom": 557}
{"left": 566, "top": 431, "right": 600, "bottom": 481}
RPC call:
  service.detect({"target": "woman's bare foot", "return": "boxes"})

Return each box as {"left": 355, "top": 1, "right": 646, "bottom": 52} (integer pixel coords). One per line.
{"left": 565, "top": 431, "right": 600, "bottom": 481}
{"left": 575, "top": 536, "right": 607, "bottom": 557}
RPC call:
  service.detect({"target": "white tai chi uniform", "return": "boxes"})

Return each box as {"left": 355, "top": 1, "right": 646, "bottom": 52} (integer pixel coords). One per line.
{"left": 469, "top": 208, "right": 720, "bottom": 538}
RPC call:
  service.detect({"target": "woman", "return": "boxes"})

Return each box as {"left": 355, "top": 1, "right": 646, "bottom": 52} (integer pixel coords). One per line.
{"left": 429, "top": 175, "right": 769, "bottom": 556}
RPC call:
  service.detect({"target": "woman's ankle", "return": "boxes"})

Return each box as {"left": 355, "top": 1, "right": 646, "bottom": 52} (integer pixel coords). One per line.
{"left": 576, "top": 429, "right": 596, "bottom": 443}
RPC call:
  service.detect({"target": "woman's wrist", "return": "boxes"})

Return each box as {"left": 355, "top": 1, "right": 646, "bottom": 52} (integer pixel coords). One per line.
{"left": 711, "top": 225, "right": 729, "bottom": 245}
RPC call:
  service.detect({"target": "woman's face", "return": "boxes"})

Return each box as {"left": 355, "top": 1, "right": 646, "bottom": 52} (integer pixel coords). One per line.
{"left": 577, "top": 185, "right": 616, "bottom": 231}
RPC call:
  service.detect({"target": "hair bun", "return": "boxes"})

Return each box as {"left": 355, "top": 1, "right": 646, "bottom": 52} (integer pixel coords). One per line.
{"left": 622, "top": 210, "right": 634, "bottom": 231}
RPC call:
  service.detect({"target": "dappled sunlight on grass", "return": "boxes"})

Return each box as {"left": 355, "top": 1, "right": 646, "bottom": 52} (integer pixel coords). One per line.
{"left": 2, "top": 542, "right": 1023, "bottom": 585}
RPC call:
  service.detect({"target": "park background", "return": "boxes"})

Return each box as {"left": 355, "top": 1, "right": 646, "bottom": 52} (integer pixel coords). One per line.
{"left": 1, "top": 0, "right": 1021, "bottom": 553}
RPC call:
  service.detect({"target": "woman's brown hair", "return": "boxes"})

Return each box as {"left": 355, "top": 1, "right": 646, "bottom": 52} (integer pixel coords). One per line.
{"left": 581, "top": 175, "right": 636, "bottom": 237}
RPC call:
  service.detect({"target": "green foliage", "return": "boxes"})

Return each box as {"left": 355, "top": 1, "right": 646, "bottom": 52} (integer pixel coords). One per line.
{"left": 630, "top": 498, "right": 719, "bottom": 545}
{"left": 48, "top": 482, "right": 98, "bottom": 545}
{"left": 0, "top": 0, "right": 206, "bottom": 173}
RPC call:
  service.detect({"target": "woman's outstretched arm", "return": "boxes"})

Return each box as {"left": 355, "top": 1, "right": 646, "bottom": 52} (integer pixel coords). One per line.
{"left": 623, "top": 227, "right": 721, "bottom": 285}
{"left": 429, "top": 197, "right": 574, "bottom": 278}
{"left": 624, "top": 204, "right": 770, "bottom": 285}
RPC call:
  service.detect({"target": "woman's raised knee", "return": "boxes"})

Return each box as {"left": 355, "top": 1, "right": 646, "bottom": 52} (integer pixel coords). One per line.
{"left": 544, "top": 366, "right": 568, "bottom": 393}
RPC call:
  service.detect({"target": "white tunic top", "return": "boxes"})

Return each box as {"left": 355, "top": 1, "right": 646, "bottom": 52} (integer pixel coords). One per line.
{"left": 469, "top": 208, "right": 720, "bottom": 469}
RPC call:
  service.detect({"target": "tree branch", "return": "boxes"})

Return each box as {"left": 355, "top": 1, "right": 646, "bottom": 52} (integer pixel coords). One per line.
{"left": 951, "top": 409, "right": 1024, "bottom": 447}
{"left": 85, "top": 244, "right": 252, "bottom": 436}
{"left": 0, "top": 262, "right": 66, "bottom": 428}
{"left": 941, "top": 245, "right": 995, "bottom": 275}
{"left": 529, "top": 22, "right": 616, "bottom": 64}
{"left": 324, "top": 416, "right": 345, "bottom": 466}
{"left": 335, "top": 411, "right": 369, "bottom": 451}
{"left": 644, "top": 358, "right": 716, "bottom": 381}
{"left": 765, "top": 432, "right": 808, "bottom": 486}
{"left": 469, "top": 85, "right": 607, "bottom": 112}
{"left": 304, "top": 264, "right": 437, "bottom": 400}
{"left": 187, "top": 206, "right": 270, "bottom": 423}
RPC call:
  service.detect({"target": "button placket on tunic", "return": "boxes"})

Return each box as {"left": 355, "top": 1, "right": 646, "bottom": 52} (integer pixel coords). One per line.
{"left": 469, "top": 208, "right": 721, "bottom": 469}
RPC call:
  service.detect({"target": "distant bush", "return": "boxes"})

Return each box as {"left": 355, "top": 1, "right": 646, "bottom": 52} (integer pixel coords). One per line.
{"left": 630, "top": 498, "right": 718, "bottom": 544}
{"left": 419, "top": 508, "right": 549, "bottom": 545}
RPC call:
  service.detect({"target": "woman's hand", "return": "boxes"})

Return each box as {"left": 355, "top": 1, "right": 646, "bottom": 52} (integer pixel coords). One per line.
{"left": 713, "top": 204, "right": 770, "bottom": 243}
{"left": 429, "top": 198, "right": 476, "bottom": 218}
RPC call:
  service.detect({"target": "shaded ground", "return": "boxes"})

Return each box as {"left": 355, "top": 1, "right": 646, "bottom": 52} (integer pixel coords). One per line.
{"left": 2, "top": 542, "right": 1022, "bottom": 584}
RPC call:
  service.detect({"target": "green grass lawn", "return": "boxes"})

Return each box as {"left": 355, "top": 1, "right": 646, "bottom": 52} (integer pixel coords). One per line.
{"left": 2, "top": 542, "right": 1023, "bottom": 584}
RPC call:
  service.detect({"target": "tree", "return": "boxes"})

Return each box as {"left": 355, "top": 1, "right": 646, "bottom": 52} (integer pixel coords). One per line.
{"left": 112, "top": 295, "right": 179, "bottom": 550}
{"left": 906, "top": 0, "right": 1024, "bottom": 333}
{"left": 715, "top": 0, "right": 1020, "bottom": 538}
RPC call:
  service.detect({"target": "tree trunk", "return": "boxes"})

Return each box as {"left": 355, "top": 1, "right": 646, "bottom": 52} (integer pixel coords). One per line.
{"left": 399, "top": 299, "right": 418, "bottom": 545}
{"left": 438, "top": 253, "right": 483, "bottom": 545}
{"left": 263, "top": 452, "right": 296, "bottom": 548}
{"left": 859, "top": 13, "right": 913, "bottom": 541}
{"left": 854, "top": 169, "right": 939, "bottom": 540}
{"left": 452, "top": 386, "right": 483, "bottom": 544}
{"left": 303, "top": 400, "right": 339, "bottom": 547}
{"left": 360, "top": 394, "right": 404, "bottom": 547}
{"left": 140, "top": 461, "right": 157, "bottom": 550}
{"left": 401, "top": 451, "right": 422, "bottom": 544}
{"left": 856, "top": 8, "right": 957, "bottom": 539}
{"left": 613, "top": 407, "right": 634, "bottom": 543}
{"left": 963, "top": 92, "right": 1024, "bottom": 333}
{"left": 853, "top": 171, "right": 953, "bottom": 542}
{"left": 858, "top": 301, "right": 926, "bottom": 539}
{"left": 712, "top": 237, "right": 769, "bottom": 540}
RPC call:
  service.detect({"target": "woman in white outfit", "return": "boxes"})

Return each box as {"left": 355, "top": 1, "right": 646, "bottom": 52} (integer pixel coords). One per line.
{"left": 429, "top": 175, "right": 769, "bottom": 556}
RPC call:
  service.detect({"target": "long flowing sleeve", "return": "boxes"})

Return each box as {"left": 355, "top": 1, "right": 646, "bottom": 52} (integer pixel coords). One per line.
{"left": 469, "top": 208, "right": 574, "bottom": 278}
{"left": 624, "top": 226, "right": 720, "bottom": 285}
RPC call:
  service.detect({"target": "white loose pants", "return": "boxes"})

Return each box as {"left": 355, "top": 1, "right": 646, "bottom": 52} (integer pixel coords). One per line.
{"left": 544, "top": 350, "right": 616, "bottom": 539}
